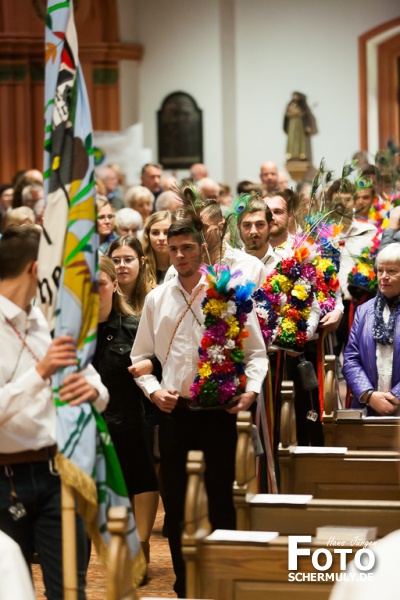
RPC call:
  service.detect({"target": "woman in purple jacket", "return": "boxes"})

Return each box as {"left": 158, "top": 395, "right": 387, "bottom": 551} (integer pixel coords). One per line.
{"left": 343, "top": 243, "right": 400, "bottom": 416}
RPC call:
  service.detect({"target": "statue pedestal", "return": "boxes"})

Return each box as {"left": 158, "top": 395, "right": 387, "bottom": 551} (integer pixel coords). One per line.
{"left": 285, "top": 160, "right": 310, "bottom": 183}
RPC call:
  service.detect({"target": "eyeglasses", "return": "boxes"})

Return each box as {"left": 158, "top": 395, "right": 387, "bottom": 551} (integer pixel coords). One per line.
{"left": 97, "top": 214, "right": 115, "bottom": 221}
{"left": 111, "top": 256, "right": 138, "bottom": 266}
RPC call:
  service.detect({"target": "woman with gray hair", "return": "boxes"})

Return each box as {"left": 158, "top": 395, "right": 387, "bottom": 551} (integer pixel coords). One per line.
{"left": 343, "top": 242, "right": 400, "bottom": 415}
{"left": 115, "top": 207, "right": 143, "bottom": 237}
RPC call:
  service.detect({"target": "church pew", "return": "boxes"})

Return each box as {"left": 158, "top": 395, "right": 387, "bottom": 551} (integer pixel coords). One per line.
{"left": 233, "top": 411, "right": 400, "bottom": 534}
{"left": 241, "top": 494, "right": 400, "bottom": 538}
{"left": 184, "top": 450, "right": 368, "bottom": 600}
{"left": 323, "top": 355, "right": 400, "bottom": 450}
{"left": 278, "top": 445, "right": 400, "bottom": 500}
{"left": 275, "top": 361, "right": 400, "bottom": 500}
{"left": 107, "top": 506, "right": 135, "bottom": 600}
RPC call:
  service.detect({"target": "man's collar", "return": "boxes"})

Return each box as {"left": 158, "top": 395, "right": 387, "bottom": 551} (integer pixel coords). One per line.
{"left": 172, "top": 271, "right": 207, "bottom": 294}
{"left": 0, "top": 295, "right": 39, "bottom": 325}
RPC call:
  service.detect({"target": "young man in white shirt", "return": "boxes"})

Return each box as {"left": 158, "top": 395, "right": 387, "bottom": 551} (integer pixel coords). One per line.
{"left": 131, "top": 218, "right": 268, "bottom": 598}
{"left": 237, "top": 196, "right": 279, "bottom": 273}
{"left": 0, "top": 225, "right": 109, "bottom": 600}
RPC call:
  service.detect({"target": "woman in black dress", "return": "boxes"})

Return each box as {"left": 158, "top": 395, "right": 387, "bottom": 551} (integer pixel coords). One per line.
{"left": 92, "top": 255, "right": 158, "bottom": 574}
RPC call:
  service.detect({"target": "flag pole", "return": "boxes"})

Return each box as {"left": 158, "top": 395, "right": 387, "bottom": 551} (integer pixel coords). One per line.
{"left": 61, "top": 481, "right": 78, "bottom": 600}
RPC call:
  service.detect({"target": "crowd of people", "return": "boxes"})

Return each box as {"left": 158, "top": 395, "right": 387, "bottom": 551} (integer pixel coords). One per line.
{"left": 1, "top": 153, "right": 400, "bottom": 598}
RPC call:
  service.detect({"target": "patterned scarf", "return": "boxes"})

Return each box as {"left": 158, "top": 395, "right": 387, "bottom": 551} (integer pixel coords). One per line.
{"left": 373, "top": 290, "right": 400, "bottom": 345}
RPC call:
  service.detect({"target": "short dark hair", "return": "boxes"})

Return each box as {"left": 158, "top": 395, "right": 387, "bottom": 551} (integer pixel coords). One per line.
{"left": 361, "top": 164, "right": 378, "bottom": 178}
{"left": 167, "top": 218, "right": 203, "bottom": 246}
{"left": 141, "top": 163, "right": 163, "bottom": 176}
{"left": 326, "top": 179, "right": 356, "bottom": 204}
{"left": 238, "top": 197, "right": 272, "bottom": 226}
{"left": 263, "top": 189, "right": 297, "bottom": 215}
{"left": 199, "top": 199, "right": 223, "bottom": 224}
{"left": 0, "top": 225, "right": 40, "bottom": 279}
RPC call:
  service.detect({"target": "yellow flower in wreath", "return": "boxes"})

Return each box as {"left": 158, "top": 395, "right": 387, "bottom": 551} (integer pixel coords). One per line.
{"left": 292, "top": 284, "right": 308, "bottom": 301}
{"left": 281, "top": 318, "right": 298, "bottom": 334}
{"left": 226, "top": 316, "right": 240, "bottom": 338}
{"left": 198, "top": 362, "right": 213, "bottom": 379}
{"left": 203, "top": 299, "right": 227, "bottom": 317}
{"left": 276, "top": 274, "right": 293, "bottom": 294}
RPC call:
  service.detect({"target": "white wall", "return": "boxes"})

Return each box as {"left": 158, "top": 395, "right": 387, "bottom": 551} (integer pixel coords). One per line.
{"left": 118, "top": 0, "right": 400, "bottom": 189}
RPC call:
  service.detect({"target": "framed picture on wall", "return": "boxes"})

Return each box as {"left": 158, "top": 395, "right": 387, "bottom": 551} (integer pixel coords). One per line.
{"left": 157, "top": 91, "right": 203, "bottom": 169}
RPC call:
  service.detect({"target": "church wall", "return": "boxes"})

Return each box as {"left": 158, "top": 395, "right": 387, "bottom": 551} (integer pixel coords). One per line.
{"left": 118, "top": 0, "right": 400, "bottom": 188}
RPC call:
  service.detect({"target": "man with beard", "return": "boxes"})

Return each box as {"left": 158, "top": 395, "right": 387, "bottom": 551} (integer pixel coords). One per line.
{"left": 237, "top": 196, "right": 278, "bottom": 273}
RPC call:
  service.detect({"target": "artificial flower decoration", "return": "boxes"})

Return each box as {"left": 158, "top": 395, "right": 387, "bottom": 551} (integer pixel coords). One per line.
{"left": 348, "top": 231, "right": 381, "bottom": 298}
{"left": 302, "top": 216, "right": 342, "bottom": 318}
{"left": 253, "top": 235, "right": 318, "bottom": 352}
{"left": 190, "top": 264, "right": 254, "bottom": 408}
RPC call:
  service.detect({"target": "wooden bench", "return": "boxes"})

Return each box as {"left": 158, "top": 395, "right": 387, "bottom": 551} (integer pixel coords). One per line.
{"left": 278, "top": 445, "right": 400, "bottom": 500}
{"left": 184, "top": 449, "right": 370, "bottom": 600}
{"left": 241, "top": 494, "right": 400, "bottom": 538}
{"left": 107, "top": 506, "right": 135, "bottom": 600}
{"left": 323, "top": 355, "right": 400, "bottom": 450}
{"left": 275, "top": 365, "right": 400, "bottom": 500}
{"left": 234, "top": 411, "right": 400, "bottom": 534}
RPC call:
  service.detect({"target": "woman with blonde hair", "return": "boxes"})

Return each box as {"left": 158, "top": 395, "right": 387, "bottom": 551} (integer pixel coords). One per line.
{"left": 125, "top": 185, "right": 154, "bottom": 223}
{"left": 92, "top": 256, "right": 158, "bottom": 580}
{"left": 96, "top": 196, "right": 118, "bottom": 254}
{"left": 141, "top": 210, "right": 174, "bottom": 285}
{"left": 108, "top": 235, "right": 151, "bottom": 314}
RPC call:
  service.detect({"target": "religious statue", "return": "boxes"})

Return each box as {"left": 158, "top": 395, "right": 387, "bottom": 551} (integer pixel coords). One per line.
{"left": 283, "top": 92, "right": 317, "bottom": 163}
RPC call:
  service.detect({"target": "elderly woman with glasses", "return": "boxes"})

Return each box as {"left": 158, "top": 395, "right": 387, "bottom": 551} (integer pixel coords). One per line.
{"left": 97, "top": 196, "right": 118, "bottom": 254}
{"left": 343, "top": 242, "right": 400, "bottom": 416}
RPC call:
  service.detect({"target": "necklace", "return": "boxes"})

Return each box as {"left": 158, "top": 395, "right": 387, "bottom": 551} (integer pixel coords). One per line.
{"left": 164, "top": 286, "right": 204, "bottom": 365}
{"left": 4, "top": 316, "right": 41, "bottom": 363}
{"left": 178, "top": 288, "right": 202, "bottom": 326}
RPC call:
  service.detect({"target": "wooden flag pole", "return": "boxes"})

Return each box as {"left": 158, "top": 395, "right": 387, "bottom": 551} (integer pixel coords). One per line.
{"left": 61, "top": 480, "right": 78, "bottom": 600}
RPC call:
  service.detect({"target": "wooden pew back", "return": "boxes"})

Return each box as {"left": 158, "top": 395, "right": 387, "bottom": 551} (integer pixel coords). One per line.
{"left": 323, "top": 355, "right": 400, "bottom": 450}
{"left": 278, "top": 446, "right": 400, "bottom": 500}
{"left": 186, "top": 449, "right": 371, "bottom": 600}
{"left": 107, "top": 506, "right": 135, "bottom": 600}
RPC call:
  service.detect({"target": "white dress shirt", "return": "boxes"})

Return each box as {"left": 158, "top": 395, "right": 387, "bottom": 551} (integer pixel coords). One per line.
{"left": 221, "top": 244, "right": 267, "bottom": 287}
{"left": 0, "top": 531, "right": 35, "bottom": 600}
{"left": 0, "top": 295, "right": 109, "bottom": 453}
{"left": 259, "top": 244, "right": 280, "bottom": 274}
{"left": 329, "top": 529, "right": 400, "bottom": 600}
{"left": 338, "top": 219, "right": 377, "bottom": 300}
{"left": 131, "top": 274, "right": 268, "bottom": 399}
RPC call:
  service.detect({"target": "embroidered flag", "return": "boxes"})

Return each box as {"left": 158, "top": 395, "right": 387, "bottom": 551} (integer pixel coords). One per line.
{"left": 37, "top": 0, "right": 142, "bottom": 581}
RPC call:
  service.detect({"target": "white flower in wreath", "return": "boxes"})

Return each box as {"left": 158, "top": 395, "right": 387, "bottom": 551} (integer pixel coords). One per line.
{"left": 221, "top": 300, "right": 237, "bottom": 319}
{"left": 296, "top": 278, "right": 311, "bottom": 293}
{"left": 207, "top": 344, "right": 225, "bottom": 364}
{"left": 233, "top": 376, "right": 240, "bottom": 387}
{"left": 224, "top": 339, "right": 235, "bottom": 350}
{"left": 255, "top": 306, "right": 270, "bottom": 321}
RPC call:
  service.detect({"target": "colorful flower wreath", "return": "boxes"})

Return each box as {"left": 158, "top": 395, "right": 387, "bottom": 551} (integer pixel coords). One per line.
{"left": 254, "top": 241, "right": 318, "bottom": 352}
{"left": 348, "top": 231, "right": 380, "bottom": 298}
{"left": 303, "top": 218, "right": 342, "bottom": 318}
{"left": 190, "top": 265, "right": 255, "bottom": 408}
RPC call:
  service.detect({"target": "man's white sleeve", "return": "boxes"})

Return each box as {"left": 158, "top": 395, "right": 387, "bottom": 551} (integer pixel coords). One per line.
{"left": 243, "top": 308, "right": 269, "bottom": 394}
{"left": 130, "top": 295, "right": 162, "bottom": 398}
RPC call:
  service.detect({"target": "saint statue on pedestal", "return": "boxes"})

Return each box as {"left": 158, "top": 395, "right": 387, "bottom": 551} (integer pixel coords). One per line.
{"left": 283, "top": 92, "right": 317, "bottom": 162}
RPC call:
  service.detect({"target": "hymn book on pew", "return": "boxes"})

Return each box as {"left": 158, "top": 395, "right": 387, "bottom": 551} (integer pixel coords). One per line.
{"left": 315, "top": 525, "right": 378, "bottom": 543}
{"left": 336, "top": 409, "right": 367, "bottom": 419}
{"left": 206, "top": 530, "right": 279, "bottom": 543}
